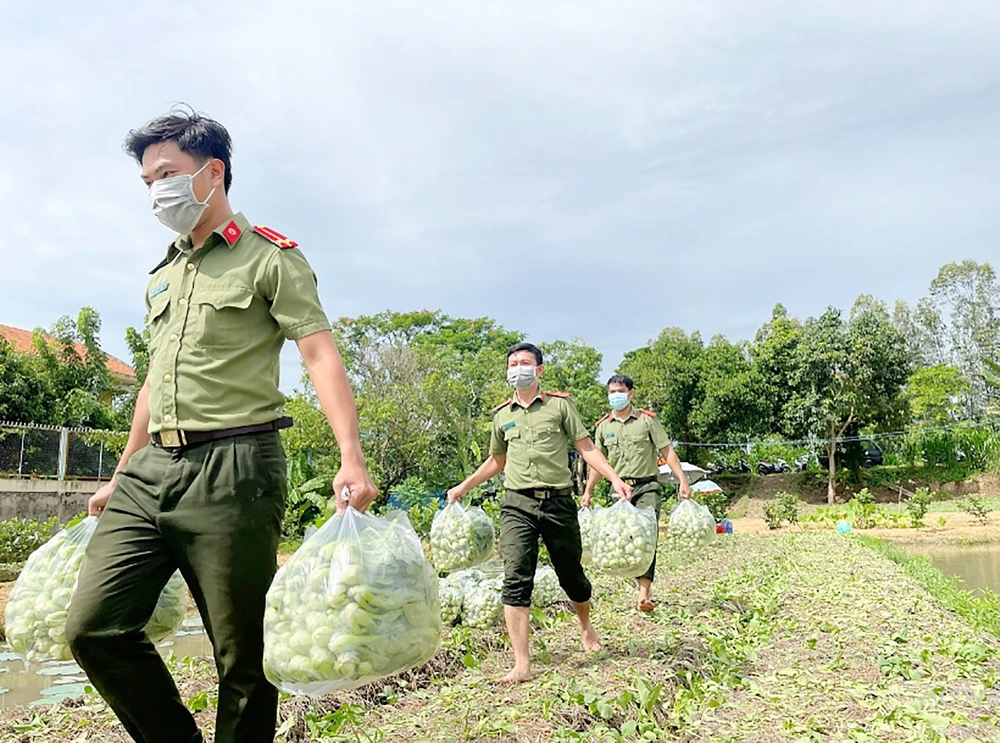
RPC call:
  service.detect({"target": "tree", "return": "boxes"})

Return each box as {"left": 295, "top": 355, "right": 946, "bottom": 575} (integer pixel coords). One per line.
{"left": 617, "top": 328, "right": 703, "bottom": 440}
{"left": 0, "top": 339, "right": 49, "bottom": 423}
{"left": 893, "top": 299, "right": 947, "bottom": 369}
{"left": 927, "top": 261, "right": 1000, "bottom": 416}
{"left": 784, "top": 297, "right": 910, "bottom": 503}
{"left": 539, "top": 339, "right": 605, "bottom": 426}
{"left": 751, "top": 304, "right": 804, "bottom": 438}
{"left": 690, "top": 337, "right": 772, "bottom": 443}
{"left": 906, "top": 365, "right": 970, "bottom": 426}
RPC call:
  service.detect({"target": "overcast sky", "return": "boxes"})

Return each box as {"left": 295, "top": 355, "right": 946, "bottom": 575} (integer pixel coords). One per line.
{"left": 2, "top": 0, "right": 998, "bottom": 391}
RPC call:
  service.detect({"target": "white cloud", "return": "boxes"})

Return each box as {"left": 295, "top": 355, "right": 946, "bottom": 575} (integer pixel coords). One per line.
{"left": 2, "top": 0, "right": 999, "bottom": 393}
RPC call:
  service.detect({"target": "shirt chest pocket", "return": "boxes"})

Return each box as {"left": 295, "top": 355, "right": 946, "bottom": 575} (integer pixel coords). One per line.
{"left": 503, "top": 427, "right": 522, "bottom": 444}
{"left": 193, "top": 286, "right": 254, "bottom": 349}
{"left": 532, "top": 421, "right": 564, "bottom": 451}
{"left": 146, "top": 294, "right": 171, "bottom": 348}
{"left": 625, "top": 428, "right": 651, "bottom": 446}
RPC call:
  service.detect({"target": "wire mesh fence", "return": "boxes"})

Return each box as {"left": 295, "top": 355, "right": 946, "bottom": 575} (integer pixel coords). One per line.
{"left": 0, "top": 422, "right": 125, "bottom": 480}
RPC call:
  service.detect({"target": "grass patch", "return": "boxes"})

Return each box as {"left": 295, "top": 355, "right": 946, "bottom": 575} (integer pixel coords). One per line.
{"left": 854, "top": 535, "right": 1000, "bottom": 640}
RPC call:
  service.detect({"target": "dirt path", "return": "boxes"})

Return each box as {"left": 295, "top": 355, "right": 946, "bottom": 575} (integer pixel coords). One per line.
{"left": 730, "top": 512, "right": 1000, "bottom": 545}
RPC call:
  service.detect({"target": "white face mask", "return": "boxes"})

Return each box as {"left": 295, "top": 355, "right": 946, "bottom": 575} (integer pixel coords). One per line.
{"left": 507, "top": 365, "right": 538, "bottom": 390}
{"left": 149, "top": 162, "right": 215, "bottom": 235}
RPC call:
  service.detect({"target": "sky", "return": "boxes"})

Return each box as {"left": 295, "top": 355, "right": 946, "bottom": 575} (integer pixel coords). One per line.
{"left": 2, "top": 0, "right": 998, "bottom": 392}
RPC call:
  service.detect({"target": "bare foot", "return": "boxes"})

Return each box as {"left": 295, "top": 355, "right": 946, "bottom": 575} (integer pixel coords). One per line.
{"left": 637, "top": 598, "right": 655, "bottom": 612}
{"left": 499, "top": 665, "right": 533, "bottom": 684}
{"left": 581, "top": 625, "right": 602, "bottom": 653}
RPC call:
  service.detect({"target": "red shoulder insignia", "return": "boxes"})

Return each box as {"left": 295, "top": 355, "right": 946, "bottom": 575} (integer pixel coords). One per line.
{"left": 220, "top": 220, "right": 243, "bottom": 246}
{"left": 639, "top": 408, "right": 657, "bottom": 417}
{"left": 253, "top": 225, "right": 298, "bottom": 249}
{"left": 492, "top": 398, "right": 513, "bottom": 413}
{"left": 546, "top": 391, "right": 571, "bottom": 398}
{"left": 596, "top": 413, "right": 611, "bottom": 426}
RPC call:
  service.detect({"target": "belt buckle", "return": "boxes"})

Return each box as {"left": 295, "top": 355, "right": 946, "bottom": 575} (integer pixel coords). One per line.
{"left": 160, "top": 429, "right": 187, "bottom": 448}
{"left": 536, "top": 489, "right": 550, "bottom": 500}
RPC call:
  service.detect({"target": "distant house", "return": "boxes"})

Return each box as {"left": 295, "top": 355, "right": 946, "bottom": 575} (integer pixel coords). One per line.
{"left": 0, "top": 324, "right": 136, "bottom": 385}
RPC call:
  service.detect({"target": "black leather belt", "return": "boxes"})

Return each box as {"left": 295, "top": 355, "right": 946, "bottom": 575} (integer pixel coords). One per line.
{"left": 623, "top": 476, "right": 658, "bottom": 486}
{"left": 153, "top": 417, "right": 293, "bottom": 449}
{"left": 508, "top": 487, "right": 573, "bottom": 500}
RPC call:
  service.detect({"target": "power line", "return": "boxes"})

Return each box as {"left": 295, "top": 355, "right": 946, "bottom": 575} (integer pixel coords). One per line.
{"left": 671, "top": 419, "right": 1000, "bottom": 449}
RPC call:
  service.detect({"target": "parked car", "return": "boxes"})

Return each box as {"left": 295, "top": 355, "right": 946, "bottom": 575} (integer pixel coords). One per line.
{"left": 818, "top": 438, "right": 884, "bottom": 469}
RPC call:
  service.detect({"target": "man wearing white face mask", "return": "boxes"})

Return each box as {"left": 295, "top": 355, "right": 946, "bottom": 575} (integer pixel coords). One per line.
{"left": 584, "top": 374, "right": 691, "bottom": 612}
{"left": 64, "top": 106, "right": 377, "bottom": 743}
{"left": 448, "top": 343, "right": 632, "bottom": 684}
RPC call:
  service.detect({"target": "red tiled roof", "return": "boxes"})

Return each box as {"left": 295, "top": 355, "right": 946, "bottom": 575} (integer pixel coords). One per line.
{"left": 0, "top": 324, "right": 136, "bottom": 380}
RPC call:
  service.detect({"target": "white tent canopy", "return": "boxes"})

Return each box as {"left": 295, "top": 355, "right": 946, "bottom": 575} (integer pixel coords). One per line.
{"left": 691, "top": 479, "right": 724, "bottom": 495}
{"left": 658, "top": 462, "right": 709, "bottom": 485}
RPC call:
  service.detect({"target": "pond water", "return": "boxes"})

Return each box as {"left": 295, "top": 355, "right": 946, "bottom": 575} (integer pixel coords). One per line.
{"left": 908, "top": 544, "right": 1000, "bottom": 594}
{"left": 0, "top": 618, "right": 211, "bottom": 711}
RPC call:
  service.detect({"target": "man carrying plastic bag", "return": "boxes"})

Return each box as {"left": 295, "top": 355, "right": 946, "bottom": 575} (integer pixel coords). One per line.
{"left": 583, "top": 374, "right": 691, "bottom": 612}
{"left": 64, "top": 108, "right": 378, "bottom": 743}
{"left": 447, "top": 343, "right": 633, "bottom": 684}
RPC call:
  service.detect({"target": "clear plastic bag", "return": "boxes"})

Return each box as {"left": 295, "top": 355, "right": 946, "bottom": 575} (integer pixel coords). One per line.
{"left": 429, "top": 502, "right": 496, "bottom": 572}
{"left": 578, "top": 505, "right": 603, "bottom": 564}
{"left": 461, "top": 585, "right": 502, "bottom": 629}
{"left": 263, "top": 508, "right": 441, "bottom": 697}
{"left": 590, "top": 499, "right": 658, "bottom": 577}
{"left": 5, "top": 518, "right": 189, "bottom": 663}
{"left": 439, "top": 581, "right": 463, "bottom": 625}
{"left": 666, "top": 499, "right": 717, "bottom": 557}
{"left": 145, "top": 571, "right": 188, "bottom": 643}
{"left": 531, "top": 565, "right": 565, "bottom": 608}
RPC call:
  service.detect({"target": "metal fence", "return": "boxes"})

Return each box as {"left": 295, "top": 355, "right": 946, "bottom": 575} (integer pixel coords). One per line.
{"left": 0, "top": 422, "right": 124, "bottom": 481}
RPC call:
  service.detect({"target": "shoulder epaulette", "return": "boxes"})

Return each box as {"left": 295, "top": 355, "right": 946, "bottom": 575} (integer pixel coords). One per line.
{"left": 595, "top": 413, "right": 611, "bottom": 426}
{"left": 253, "top": 225, "right": 298, "bottom": 249}
{"left": 639, "top": 408, "right": 657, "bottom": 417}
{"left": 546, "top": 391, "right": 571, "bottom": 398}
{"left": 491, "top": 398, "right": 513, "bottom": 413}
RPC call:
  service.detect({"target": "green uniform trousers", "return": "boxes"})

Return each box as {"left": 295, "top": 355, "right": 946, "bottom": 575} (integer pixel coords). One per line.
{"left": 630, "top": 482, "right": 661, "bottom": 582}
{"left": 65, "top": 431, "right": 286, "bottom": 743}
{"left": 499, "top": 490, "right": 592, "bottom": 607}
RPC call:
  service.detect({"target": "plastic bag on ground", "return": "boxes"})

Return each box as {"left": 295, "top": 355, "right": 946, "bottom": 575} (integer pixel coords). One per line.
{"left": 531, "top": 565, "right": 566, "bottom": 608}
{"left": 5, "top": 518, "right": 190, "bottom": 663}
{"left": 461, "top": 585, "right": 502, "bottom": 629}
{"left": 439, "top": 581, "right": 463, "bottom": 625}
{"left": 263, "top": 508, "right": 441, "bottom": 697}
{"left": 429, "top": 502, "right": 496, "bottom": 572}
{"left": 589, "top": 499, "right": 658, "bottom": 578}
{"left": 666, "top": 499, "right": 717, "bottom": 557}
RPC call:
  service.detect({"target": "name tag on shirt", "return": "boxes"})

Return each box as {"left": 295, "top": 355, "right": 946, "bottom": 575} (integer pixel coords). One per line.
{"left": 150, "top": 281, "right": 168, "bottom": 299}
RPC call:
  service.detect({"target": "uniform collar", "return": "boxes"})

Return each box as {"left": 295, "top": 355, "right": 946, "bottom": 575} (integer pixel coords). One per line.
{"left": 149, "top": 212, "right": 251, "bottom": 274}
{"left": 511, "top": 388, "right": 546, "bottom": 409}
{"left": 611, "top": 405, "right": 639, "bottom": 422}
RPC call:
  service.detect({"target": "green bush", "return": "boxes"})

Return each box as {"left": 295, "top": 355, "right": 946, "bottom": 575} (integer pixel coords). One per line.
{"left": 959, "top": 496, "right": 992, "bottom": 526}
{"left": 847, "top": 488, "right": 876, "bottom": 529}
{"left": 762, "top": 501, "right": 786, "bottom": 530}
{"left": 698, "top": 490, "right": 729, "bottom": 521}
{"left": 0, "top": 516, "right": 61, "bottom": 564}
{"left": 762, "top": 492, "right": 799, "bottom": 530}
{"left": 906, "top": 488, "right": 934, "bottom": 528}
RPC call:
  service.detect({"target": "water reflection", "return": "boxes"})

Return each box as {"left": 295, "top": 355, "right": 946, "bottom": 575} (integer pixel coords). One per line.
{"left": 908, "top": 545, "right": 1000, "bottom": 593}
{"left": 0, "top": 618, "right": 212, "bottom": 711}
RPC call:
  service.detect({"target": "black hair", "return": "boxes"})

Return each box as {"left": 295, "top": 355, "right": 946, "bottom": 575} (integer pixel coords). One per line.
{"left": 507, "top": 342, "right": 543, "bottom": 365}
{"left": 124, "top": 104, "right": 234, "bottom": 193}
{"left": 607, "top": 373, "right": 633, "bottom": 390}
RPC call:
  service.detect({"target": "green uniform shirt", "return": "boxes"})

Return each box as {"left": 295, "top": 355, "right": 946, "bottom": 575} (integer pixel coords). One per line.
{"left": 144, "top": 212, "right": 331, "bottom": 434}
{"left": 489, "top": 391, "right": 589, "bottom": 491}
{"left": 594, "top": 407, "right": 671, "bottom": 479}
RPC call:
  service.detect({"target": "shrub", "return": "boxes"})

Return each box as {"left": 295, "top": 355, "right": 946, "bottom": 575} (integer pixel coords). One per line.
{"left": 698, "top": 490, "right": 729, "bottom": 521}
{"left": 762, "top": 501, "right": 786, "bottom": 530}
{"left": 959, "top": 496, "right": 992, "bottom": 526}
{"left": 847, "top": 489, "right": 876, "bottom": 530}
{"left": 906, "top": 488, "right": 934, "bottom": 528}
{"left": 0, "top": 516, "right": 61, "bottom": 564}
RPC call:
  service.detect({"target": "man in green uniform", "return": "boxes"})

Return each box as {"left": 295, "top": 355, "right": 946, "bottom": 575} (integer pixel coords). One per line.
{"left": 583, "top": 374, "right": 690, "bottom": 612}
{"left": 65, "top": 107, "right": 378, "bottom": 743}
{"left": 447, "top": 343, "right": 632, "bottom": 684}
